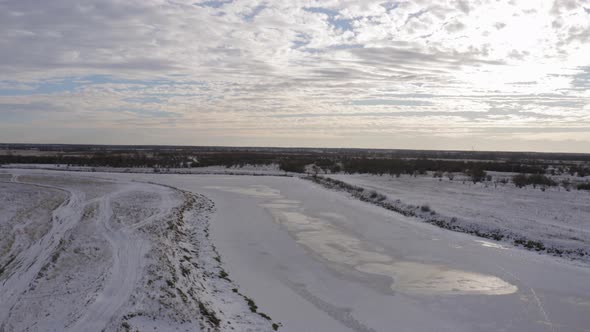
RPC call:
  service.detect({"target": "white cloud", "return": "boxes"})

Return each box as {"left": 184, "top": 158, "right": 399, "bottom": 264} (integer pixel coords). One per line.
{"left": 0, "top": 0, "right": 588, "bottom": 151}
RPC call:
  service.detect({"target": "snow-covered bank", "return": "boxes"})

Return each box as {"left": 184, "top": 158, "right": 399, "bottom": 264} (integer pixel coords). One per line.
{"left": 322, "top": 173, "right": 590, "bottom": 262}
{"left": 0, "top": 171, "right": 278, "bottom": 331}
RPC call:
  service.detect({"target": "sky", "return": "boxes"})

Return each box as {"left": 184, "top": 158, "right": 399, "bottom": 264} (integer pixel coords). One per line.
{"left": 0, "top": 0, "right": 589, "bottom": 152}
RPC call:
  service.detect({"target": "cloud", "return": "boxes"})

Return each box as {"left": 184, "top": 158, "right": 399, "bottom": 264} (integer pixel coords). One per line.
{"left": 494, "top": 22, "right": 506, "bottom": 30}
{"left": 445, "top": 20, "right": 466, "bottom": 33}
{"left": 550, "top": 0, "right": 580, "bottom": 16}
{"left": 0, "top": 0, "right": 588, "bottom": 151}
{"left": 456, "top": 0, "right": 471, "bottom": 14}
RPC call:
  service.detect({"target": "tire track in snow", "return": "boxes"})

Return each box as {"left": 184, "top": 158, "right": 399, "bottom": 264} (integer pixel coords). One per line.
{"left": 0, "top": 179, "right": 84, "bottom": 327}
{"left": 68, "top": 183, "right": 176, "bottom": 331}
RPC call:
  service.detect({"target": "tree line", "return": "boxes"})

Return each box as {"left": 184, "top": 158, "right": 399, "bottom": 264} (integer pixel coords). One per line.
{"left": 1, "top": 151, "right": 589, "bottom": 184}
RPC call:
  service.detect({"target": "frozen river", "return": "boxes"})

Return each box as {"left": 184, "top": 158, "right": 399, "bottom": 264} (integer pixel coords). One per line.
{"left": 131, "top": 174, "right": 590, "bottom": 332}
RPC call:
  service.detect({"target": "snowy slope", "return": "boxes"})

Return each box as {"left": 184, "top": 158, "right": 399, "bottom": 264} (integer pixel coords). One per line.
{"left": 0, "top": 170, "right": 278, "bottom": 331}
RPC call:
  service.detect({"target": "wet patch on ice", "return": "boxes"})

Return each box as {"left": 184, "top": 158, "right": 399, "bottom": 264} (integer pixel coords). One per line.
{"left": 204, "top": 185, "right": 281, "bottom": 197}
{"left": 260, "top": 203, "right": 297, "bottom": 209}
{"left": 208, "top": 184, "right": 518, "bottom": 296}
{"left": 356, "top": 262, "right": 517, "bottom": 295}
{"left": 475, "top": 240, "right": 510, "bottom": 250}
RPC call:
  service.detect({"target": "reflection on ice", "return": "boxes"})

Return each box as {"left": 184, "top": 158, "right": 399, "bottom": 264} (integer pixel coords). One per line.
{"left": 277, "top": 208, "right": 517, "bottom": 295}
{"left": 204, "top": 185, "right": 281, "bottom": 197}
{"left": 475, "top": 240, "right": 510, "bottom": 250}
{"left": 356, "top": 262, "right": 518, "bottom": 295}
{"left": 260, "top": 203, "right": 297, "bottom": 209}
{"left": 297, "top": 227, "right": 391, "bottom": 266}
{"left": 213, "top": 185, "right": 518, "bottom": 296}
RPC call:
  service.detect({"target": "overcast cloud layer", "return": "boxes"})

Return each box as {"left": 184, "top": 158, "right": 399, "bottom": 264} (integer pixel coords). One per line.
{"left": 1, "top": 0, "right": 589, "bottom": 152}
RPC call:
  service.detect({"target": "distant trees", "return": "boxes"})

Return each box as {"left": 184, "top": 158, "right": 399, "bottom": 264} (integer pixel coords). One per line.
{"left": 278, "top": 159, "right": 307, "bottom": 173}
{"left": 465, "top": 167, "right": 487, "bottom": 183}
{"left": 569, "top": 165, "right": 590, "bottom": 177}
{"left": 1, "top": 148, "right": 588, "bottom": 191}
{"left": 512, "top": 174, "right": 556, "bottom": 188}
{"left": 512, "top": 174, "right": 528, "bottom": 188}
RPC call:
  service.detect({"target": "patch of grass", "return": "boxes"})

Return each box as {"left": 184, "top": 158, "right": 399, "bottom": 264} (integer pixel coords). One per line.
{"left": 490, "top": 231, "right": 504, "bottom": 241}
{"left": 258, "top": 312, "right": 271, "bottom": 320}
{"left": 525, "top": 240, "right": 545, "bottom": 251}
{"left": 0, "top": 255, "right": 16, "bottom": 277}
{"left": 219, "top": 269, "right": 231, "bottom": 281}
{"left": 180, "top": 265, "right": 190, "bottom": 277}
{"left": 198, "top": 301, "right": 221, "bottom": 327}
{"left": 244, "top": 296, "right": 258, "bottom": 313}
{"left": 176, "top": 287, "right": 188, "bottom": 303}
{"left": 514, "top": 238, "right": 545, "bottom": 251}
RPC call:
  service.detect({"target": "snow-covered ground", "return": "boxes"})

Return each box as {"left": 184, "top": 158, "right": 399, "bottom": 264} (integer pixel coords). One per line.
{"left": 326, "top": 173, "right": 590, "bottom": 260}
{"left": 0, "top": 170, "right": 278, "bottom": 331}
{"left": 1, "top": 169, "right": 590, "bottom": 332}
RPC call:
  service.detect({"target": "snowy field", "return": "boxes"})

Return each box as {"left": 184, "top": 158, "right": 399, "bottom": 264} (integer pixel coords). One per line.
{"left": 0, "top": 170, "right": 278, "bottom": 331}
{"left": 327, "top": 173, "right": 590, "bottom": 259}
{"left": 1, "top": 169, "right": 590, "bottom": 332}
